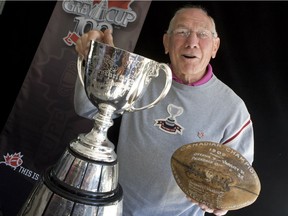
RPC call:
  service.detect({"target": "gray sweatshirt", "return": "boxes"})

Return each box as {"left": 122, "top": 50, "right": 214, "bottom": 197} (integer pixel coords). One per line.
{"left": 74, "top": 64, "right": 254, "bottom": 216}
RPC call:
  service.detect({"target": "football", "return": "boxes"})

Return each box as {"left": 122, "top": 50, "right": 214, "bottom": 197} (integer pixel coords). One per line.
{"left": 171, "top": 141, "right": 261, "bottom": 210}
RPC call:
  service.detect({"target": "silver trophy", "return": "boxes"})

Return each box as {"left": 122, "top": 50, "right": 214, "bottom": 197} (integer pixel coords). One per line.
{"left": 18, "top": 40, "right": 172, "bottom": 216}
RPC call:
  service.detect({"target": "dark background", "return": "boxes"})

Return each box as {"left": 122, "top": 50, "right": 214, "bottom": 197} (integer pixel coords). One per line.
{"left": 1, "top": 1, "right": 288, "bottom": 216}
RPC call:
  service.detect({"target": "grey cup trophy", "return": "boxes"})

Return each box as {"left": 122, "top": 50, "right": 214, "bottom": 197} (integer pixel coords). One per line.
{"left": 18, "top": 41, "right": 172, "bottom": 216}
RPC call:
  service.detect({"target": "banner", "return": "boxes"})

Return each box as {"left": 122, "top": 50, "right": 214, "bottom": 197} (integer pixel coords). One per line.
{"left": 0, "top": 0, "right": 151, "bottom": 185}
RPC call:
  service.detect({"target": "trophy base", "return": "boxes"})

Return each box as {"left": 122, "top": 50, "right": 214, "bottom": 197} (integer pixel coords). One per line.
{"left": 18, "top": 147, "right": 123, "bottom": 216}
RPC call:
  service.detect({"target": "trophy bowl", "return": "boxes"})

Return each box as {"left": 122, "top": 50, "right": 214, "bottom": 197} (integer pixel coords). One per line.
{"left": 78, "top": 40, "right": 172, "bottom": 115}
{"left": 73, "top": 40, "right": 172, "bottom": 161}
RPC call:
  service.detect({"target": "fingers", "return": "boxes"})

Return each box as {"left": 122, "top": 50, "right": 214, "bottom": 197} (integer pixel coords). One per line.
{"left": 198, "top": 203, "right": 214, "bottom": 213}
{"left": 186, "top": 196, "right": 228, "bottom": 215}
{"left": 75, "top": 30, "right": 112, "bottom": 57}
{"left": 103, "top": 29, "right": 114, "bottom": 46}
{"left": 75, "top": 30, "right": 104, "bottom": 57}
{"left": 212, "top": 209, "right": 228, "bottom": 216}
{"left": 199, "top": 203, "right": 228, "bottom": 216}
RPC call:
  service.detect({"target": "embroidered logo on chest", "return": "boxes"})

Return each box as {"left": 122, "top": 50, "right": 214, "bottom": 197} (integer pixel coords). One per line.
{"left": 154, "top": 104, "right": 184, "bottom": 135}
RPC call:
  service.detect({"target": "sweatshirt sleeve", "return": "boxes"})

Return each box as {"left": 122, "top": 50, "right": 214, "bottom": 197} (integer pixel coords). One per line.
{"left": 222, "top": 101, "right": 255, "bottom": 165}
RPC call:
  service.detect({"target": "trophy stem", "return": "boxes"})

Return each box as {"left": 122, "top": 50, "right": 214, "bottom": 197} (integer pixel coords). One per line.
{"left": 70, "top": 104, "right": 117, "bottom": 162}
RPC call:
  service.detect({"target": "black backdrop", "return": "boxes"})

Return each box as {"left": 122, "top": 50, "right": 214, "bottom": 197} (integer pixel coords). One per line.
{"left": 1, "top": 1, "right": 288, "bottom": 216}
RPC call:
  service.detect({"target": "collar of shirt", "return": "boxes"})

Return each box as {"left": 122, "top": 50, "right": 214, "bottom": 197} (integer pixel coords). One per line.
{"left": 171, "top": 63, "right": 213, "bottom": 86}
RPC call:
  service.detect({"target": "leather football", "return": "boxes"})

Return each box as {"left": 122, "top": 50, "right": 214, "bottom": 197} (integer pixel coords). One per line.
{"left": 171, "top": 141, "right": 261, "bottom": 210}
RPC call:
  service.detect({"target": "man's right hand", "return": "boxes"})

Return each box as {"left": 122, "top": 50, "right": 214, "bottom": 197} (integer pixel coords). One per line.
{"left": 75, "top": 29, "right": 114, "bottom": 57}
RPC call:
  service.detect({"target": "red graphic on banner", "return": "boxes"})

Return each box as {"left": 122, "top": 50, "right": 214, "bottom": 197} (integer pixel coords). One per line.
{"left": 63, "top": 31, "right": 80, "bottom": 46}
{"left": 93, "top": 0, "right": 133, "bottom": 9}
{"left": 0, "top": 152, "right": 23, "bottom": 170}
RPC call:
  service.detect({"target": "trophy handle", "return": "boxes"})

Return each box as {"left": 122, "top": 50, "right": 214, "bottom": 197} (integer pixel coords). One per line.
{"left": 77, "top": 55, "right": 85, "bottom": 87}
{"left": 128, "top": 63, "right": 172, "bottom": 112}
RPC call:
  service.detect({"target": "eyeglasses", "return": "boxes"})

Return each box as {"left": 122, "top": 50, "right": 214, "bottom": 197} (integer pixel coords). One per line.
{"left": 169, "top": 28, "right": 216, "bottom": 39}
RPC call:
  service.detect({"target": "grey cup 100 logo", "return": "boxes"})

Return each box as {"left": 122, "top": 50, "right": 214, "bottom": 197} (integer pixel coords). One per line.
{"left": 62, "top": 0, "right": 137, "bottom": 46}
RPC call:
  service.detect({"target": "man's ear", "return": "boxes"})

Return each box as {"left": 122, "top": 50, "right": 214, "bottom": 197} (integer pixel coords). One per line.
{"left": 212, "top": 37, "right": 220, "bottom": 59}
{"left": 163, "top": 33, "right": 169, "bottom": 54}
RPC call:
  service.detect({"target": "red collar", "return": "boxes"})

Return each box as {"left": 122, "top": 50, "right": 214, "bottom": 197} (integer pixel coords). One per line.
{"left": 172, "top": 64, "right": 213, "bottom": 86}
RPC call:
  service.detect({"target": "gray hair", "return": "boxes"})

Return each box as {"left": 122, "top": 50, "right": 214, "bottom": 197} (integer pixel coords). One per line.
{"left": 167, "top": 5, "right": 218, "bottom": 38}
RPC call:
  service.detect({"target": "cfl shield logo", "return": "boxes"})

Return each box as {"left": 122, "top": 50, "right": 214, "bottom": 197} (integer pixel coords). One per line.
{"left": 0, "top": 152, "right": 40, "bottom": 181}
{"left": 0, "top": 152, "right": 23, "bottom": 170}
{"left": 62, "top": 0, "right": 137, "bottom": 46}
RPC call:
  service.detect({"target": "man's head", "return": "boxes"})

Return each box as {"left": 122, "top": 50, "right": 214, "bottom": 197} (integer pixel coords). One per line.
{"left": 163, "top": 5, "right": 220, "bottom": 84}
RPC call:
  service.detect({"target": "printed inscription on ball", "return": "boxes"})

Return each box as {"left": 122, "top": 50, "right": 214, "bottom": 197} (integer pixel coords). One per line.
{"left": 171, "top": 141, "right": 261, "bottom": 210}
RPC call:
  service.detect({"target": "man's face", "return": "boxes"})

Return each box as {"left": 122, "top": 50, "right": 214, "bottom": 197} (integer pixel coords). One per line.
{"left": 163, "top": 8, "right": 220, "bottom": 83}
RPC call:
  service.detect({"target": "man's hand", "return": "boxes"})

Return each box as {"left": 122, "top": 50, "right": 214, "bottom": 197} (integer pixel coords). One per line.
{"left": 187, "top": 196, "right": 228, "bottom": 216}
{"left": 75, "top": 29, "right": 114, "bottom": 57}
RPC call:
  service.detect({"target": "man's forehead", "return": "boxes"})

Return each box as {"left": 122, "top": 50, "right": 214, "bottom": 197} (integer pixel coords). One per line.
{"left": 174, "top": 9, "right": 212, "bottom": 28}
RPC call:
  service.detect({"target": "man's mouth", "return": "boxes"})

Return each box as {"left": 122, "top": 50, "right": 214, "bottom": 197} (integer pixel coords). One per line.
{"left": 182, "top": 54, "right": 197, "bottom": 59}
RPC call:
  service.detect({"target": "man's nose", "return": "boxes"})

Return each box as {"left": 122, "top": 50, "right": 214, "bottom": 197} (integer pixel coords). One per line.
{"left": 185, "top": 32, "right": 199, "bottom": 48}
